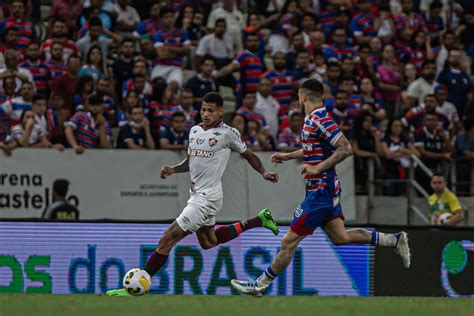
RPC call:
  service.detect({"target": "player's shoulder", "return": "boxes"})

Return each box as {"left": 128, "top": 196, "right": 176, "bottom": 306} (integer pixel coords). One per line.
{"left": 190, "top": 124, "right": 204, "bottom": 134}
{"left": 217, "top": 122, "right": 241, "bottom": 138}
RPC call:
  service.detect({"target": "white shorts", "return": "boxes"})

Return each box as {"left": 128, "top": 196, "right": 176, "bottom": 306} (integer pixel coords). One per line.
{"left": 176, "top": 192, "right": 223, "bottom": 232}
{"left": 151, "top": 64, "right": 183, "bottom": 85}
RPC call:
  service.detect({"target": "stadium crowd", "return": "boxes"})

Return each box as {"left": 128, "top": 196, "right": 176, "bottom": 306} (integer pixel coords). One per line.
{"left": 0, "top": 0, "right": 473, "bottom": 195}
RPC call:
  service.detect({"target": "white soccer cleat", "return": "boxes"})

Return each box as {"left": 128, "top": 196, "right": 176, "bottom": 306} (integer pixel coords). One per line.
{"left": 231, "top": 279, "right": 263, "bottom": 297}
{"left": 394, "top": 231, "right": 411, "bottom": 268}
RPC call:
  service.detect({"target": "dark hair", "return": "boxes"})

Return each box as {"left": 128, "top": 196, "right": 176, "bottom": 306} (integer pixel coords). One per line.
{"left": 430, "top": 0, "right": 443, "bottom": 10}
{"left": 442, "top": 30, "right": 456, "bottom": 39}
{"left": 302, "top": 12, "right": 317, "bottom": 22}
{"left": 67, "top": 54, "right": 80, "bottom": 64}
{"left": 354, "top": 111, "right": 374, "bottom": 141}
{"left": 75, "top": 75, "right": 94, "bottom": 94}
{"left": 32, "top": 94, "right": 47, "bottom": 104}
{"left": 88, "top": 94, "right": 104, "bottom": 105}
{"left": 386, "top": 117, "right": 408, "bottom": 141}
{"left": 172, "top": 111, "right": 186, "bottom": 120}
{"left": 410, "top": 30, "right": 426, "bottom": 48}
{"left": 327, "top": 61, "right": 341, "bottom": 70}
{"left": 300, "top": 78, "right": 324, "bottom": 97}
{"left": 200, "top": 56, "right": 215, "bottom": 65}
{"left": 128, "top": 105, "right": 142, "bottom": 114}
{"left": 431, "top": 172, "right": 445, "bottom": 179}
{"left": 53, "top": 179, "right": 69, "bottom": 198}
{"left": 86, "top": 45, "right": 103, "bottom": 65}
{"left": 89, "top": 17, "right": 103, "bottom": 28}
{"left": 175, "top": 5, "right": 193, "bottom": 28}
{"left": 232, "top": 113, "right": 249, "bottom": 133}
{"left": 26, "top": 41, "right": 40, "bottom": 48}
{"left": 463, "top": 116, "right": 474, "bottom": 132}
{"left": 296, "top": 50, "right": 310, "bottom": 58}
{"left": 19, "top": 109, "right": 33, "bottom": 123}
{"left": 52, "top": 16, "right": 67, "bottom": 26}
{"left": 215, "top": 18, "right": 226, "bottom": 27}
{"left": 422, "top": 60, "right": 436, "bottom": 69}
{"left": 182, "top": 88, "right": 194, "bottom": 96}
{"left": 160, "top": 6, "right": 174, "bottom": 17}
{"left": 336, "top": 89, "right": 348, "bottom": 96}
{"left": 202, "top": 92, "right": 223, "bottom": 107}
{"left": 121, "top": 38, "right": 135, "bottom": 46}
{"left": 359, "top": 43, "right": 370, "bottom": 51}
{"left": 340, "top": 75, "right": 354, "bottom": 83}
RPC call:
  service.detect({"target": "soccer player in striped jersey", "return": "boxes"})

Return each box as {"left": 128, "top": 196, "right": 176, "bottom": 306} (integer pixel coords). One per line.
{"left": 232, "top": 79, "right": 411, "bottom": 296}
{"left": 107, "top": 92, "right": 279, "bottom": 297}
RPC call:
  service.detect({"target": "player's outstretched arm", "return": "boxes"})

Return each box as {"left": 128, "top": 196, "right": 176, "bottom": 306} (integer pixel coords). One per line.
{"left": 160, "top": 156, "right": 190, "bottom": 179}
{"left": 302, "top": 135, "right": 352, "bottom": 176}
{"left": 271, "top": 149, "right": 303, "bottom": 165}
{"left": 241, "top": 149, "right": 279, "bottom": 183}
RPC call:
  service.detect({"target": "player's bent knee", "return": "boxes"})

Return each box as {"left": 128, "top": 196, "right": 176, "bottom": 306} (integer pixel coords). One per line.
{"left": 330, "top": 234, "right": 350, "bottom": 246}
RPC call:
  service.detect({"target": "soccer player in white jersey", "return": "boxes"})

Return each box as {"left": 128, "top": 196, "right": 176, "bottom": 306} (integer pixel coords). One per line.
{"left": 107, "top": 92, "right": 279, "bottom": 296}
{"left": 231, "top": 79, "right": 411, "bottom": 297}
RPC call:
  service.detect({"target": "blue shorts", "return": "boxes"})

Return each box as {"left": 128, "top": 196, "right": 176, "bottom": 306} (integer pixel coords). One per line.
{"left": 290, "top": 191, "right": 345, "bottom": 236}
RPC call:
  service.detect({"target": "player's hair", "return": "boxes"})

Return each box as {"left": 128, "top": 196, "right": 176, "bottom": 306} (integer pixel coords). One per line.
{"left": 340, "top": 75, "right": 355, "bottom": 83}
{"left": 53, "top": 179, "right": 70, "bottom": 198}
{"left": 299, "top": 79, "right": 323, "bottom": 102}
{"left": 52, "top": 16, "right": 67, "bottom": 26}
{"left": 32, "top": 94, "right": 47, "bottom": 104}
{"left": 202, "top": 92, "right": 223, "bottom": 107}
{"left": 424, "top": 94, "right": 437, "bottom": 101}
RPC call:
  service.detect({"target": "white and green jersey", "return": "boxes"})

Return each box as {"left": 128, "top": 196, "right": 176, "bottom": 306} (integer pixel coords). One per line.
{"left": 187, "top": 121, "right": 247, "bottom": 201}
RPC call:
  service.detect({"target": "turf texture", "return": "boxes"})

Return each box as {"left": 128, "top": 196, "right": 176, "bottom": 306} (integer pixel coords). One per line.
{"left": 0, "top": 294, "right": 473, "bottom": 316}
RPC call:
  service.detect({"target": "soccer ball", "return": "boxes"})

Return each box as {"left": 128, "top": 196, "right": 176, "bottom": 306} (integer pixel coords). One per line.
{"left": 438, "top": 213, "right": 452, "bottom": 225}
{"left": 123, "top": 268, "right": 151, "bottom": 296}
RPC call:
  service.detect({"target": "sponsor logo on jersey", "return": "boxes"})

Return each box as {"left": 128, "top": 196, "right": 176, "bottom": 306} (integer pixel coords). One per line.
{"left": 294, "top": 205, "right": 303, "bottom": 218}
{"left": 209, "top": 137, "right": 218, "bottom": 147}
{"left": 213, "top": 132, "right": 221, "bottom": 136}
{"left": 188, "top": 149, "right": 214, "bottom": 158}
{"left": 197, "top": 138, "right": 205, "bottom": 145}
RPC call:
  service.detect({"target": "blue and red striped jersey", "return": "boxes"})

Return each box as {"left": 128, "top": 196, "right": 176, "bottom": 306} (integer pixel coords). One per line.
{"left": 301, "top": 107, "right": 343, "bottom": 195}
{"left": 135, "top": 19, "right": 164, "bottom": 36}
{"left": 277, "top": 127, "right": 302, "bottom": 150}
{"left": 45, "top": 60, "right": 67, "bottom": 81}
{"left": 170, "top": 105, "right": 199, "bottom": 131}
{"left": 19, "top": 60, "right": 49, "bottom": 96}
{"left": 320, "top": 10, "right": 337, "bottom": 34}
{"left": 1, "top": 16, "right": 35, "bottom": 49}
{"left": 274, "top": 13, "right": 293, "bottom": 36}
{"left": 325, "top": 44, "right": 357, "bottom": 61}
{"left": 65, "top": 111, "right": 112, "bottom": 148}
{"left": 233, "top": 50, "right": 264, "bottom": 94}
{"left": 393, "top": 12, "right": 425, "bottom": 34}
{"left": 152, "top": 28, "right": 191, "bottom": 67}
{"left": 261, "top": 70, "right": 295, "bottom": 113}
{"left": 350, "top": 13, "right": 376, "bottom": 39}
{"left": 236, "top": 106, "right": 268, "bottom": 128}
{"left": 399, "top": 47, "right": 426, "bottom": 72}
{"left": 422, "top": 12, "right": 444, "bottom": 41}
{"left": 147, "top": 101, "right": 176, "bottom": 133}
{"left": 402, "top": 105, "right": 451, "bottom": 131}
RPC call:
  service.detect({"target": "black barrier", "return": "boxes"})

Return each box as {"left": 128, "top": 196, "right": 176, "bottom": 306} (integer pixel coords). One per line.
{"left": 375, "top": 226, "right": 474, "bottom": 297}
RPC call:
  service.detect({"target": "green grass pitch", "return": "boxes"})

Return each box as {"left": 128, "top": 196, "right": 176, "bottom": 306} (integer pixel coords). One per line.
{"left": 1, "top": 295, "right": 473, "bottom": 316}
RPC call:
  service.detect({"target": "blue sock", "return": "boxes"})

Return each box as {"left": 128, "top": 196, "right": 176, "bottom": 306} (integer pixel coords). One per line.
{"left": 264, "top": 267, "right": 277, "bottom": 280}
{"left": 370, "top": 231, "right": 379, "bottom": 246}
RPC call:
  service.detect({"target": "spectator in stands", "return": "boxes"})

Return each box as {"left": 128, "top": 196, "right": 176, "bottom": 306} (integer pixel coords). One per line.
{"left": 215, "top": 33, "right": 264, "bottom": 97}
{"left": 42, "top": 17, "right": 79, "bottom": 62}
{"left": 116, "top": 105, "right": 154, "bottom": 150}
{"left": 31, "top": 94, "right": 61, "bottom": 144}
{"left": 406, "top": 60, "right": 438, "bottom": 108}
{"left": 403, "top": 94, "right": 452, "bottom": 133}
{"left": 285, "top": 32, "right": 305, "bottom": 71}
{"left": 236, "top": 91, "right": 269, "bottom": 131}
{"left": 293, "top": 50, "right": 312, "bottom": 82}
{"left": 428, "top": 173, "right": 464, "bottom": 226}
{"left": 45, "top": 41, "right": 67, "bottom": 82}
{"left": 393, "top": 0, "right": 426, "bottom": 45}
{"left": 51, "top": 55, "right": 81, "bottom": 112}
{"left": 134, "top": 2, "right": 162, "bottom": 36}
{"left": 435, "top": 84, "right": 462, "bottom": 133}
{"left": 65, "top": 93, "right": 112, "bottom": 153}
{"left": 79, "top": 45, "right": 105, "bottom": 80}
{"left": 353, "top": 112, "right": 384, "bottom": 191}
{"left": 195, "top": 18, "right": 234, "bottom": 71}
{"left": 434, "top": 30, "right": 459, "bottom": 77}
{"left": 12, "top": 109, "right": 63, "bottom": 150}
{"left": 331, "top": 90, "right": 359, "bottom": 139}
{"left": 95, "top": 77, "right": 116, "bottom": 121}
{"left": 360, "top": 77, "right": 386, "bottom": 124}
{"left": 112, "top": 0, "right": 140, "bottom": 36}
{"left": 159, "top": 111, "right": 188, "bottom": 150}
{"left": 376, "top": 44, "right": 401, "bottom": 117}
{"left": 423, "top": 1, "right": 444, "bottom": 45}
{"left": 277, "top": 110, "right": 302, "bottom": 152}
{"left": 0, "top": 0, "right": 35, "bottom": 50}
{"left": 323, "top": 61, "right": 341, "bottom": 96}
{"left": 173, "top": 89, "right": 198, "bottom": 131}
{"left": 255, "top": 78, "right": 280, "bottom": 141}
{"left": 0, "top": 49, "right": 33, "bottom": 94}
{"left": 437, "top": 49, "right": 471, "bottom": 114}
{"left": 401, "top": 63, "right": 417, "bottom": 93}
{"left": 261, "top": 51, "right": 296, "bottom": 116}
{"left": 248, "top": 119, "right": 275, "bottom": 151}
{"left": 231, "top": 112, "right": 257, "bottom": 150}
{"left": 455, "top": 117, "right": 474, "bottom": 194}
{"left": 48, "top": 0, "right": 83, "bottom": 33}
{"left": 1, "top": 81, "right": 34, "bottom": 124}
{"left": 400, "top": 31, "right": 434, "bottom": 73}
{"left": 121, "top": 59, "right": 152, "bottom": 98}
{"left": 20, "top": 41, "right": 49, "bottom": 97}
{"left": 206, "top": 0, "right": 244, "bottom": 53}
{"left": 185, "top": 57, "right": 218, "bottom": 107}
{"left": 72, "top": 75, "right": 94, "bottom": 111}
{"left": 109, "top": 38, "right": 135, "bottom": 103}
{"left": 0, "top": 26, "right": 23, "bottom": 68}
{"left": 76, "top": 16, "right": 122, "bottom": 69}
{"left": 42, "top": 179, "right": 80, "bottom": 220}
{"left": 151, "top": 7, "right": 191, "bottom": 92}
{"left": 350, "top": 0, "right": 376, "bottom": 45}
{"left": 382, "top": 117, "right": 420, "bottom": 196}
